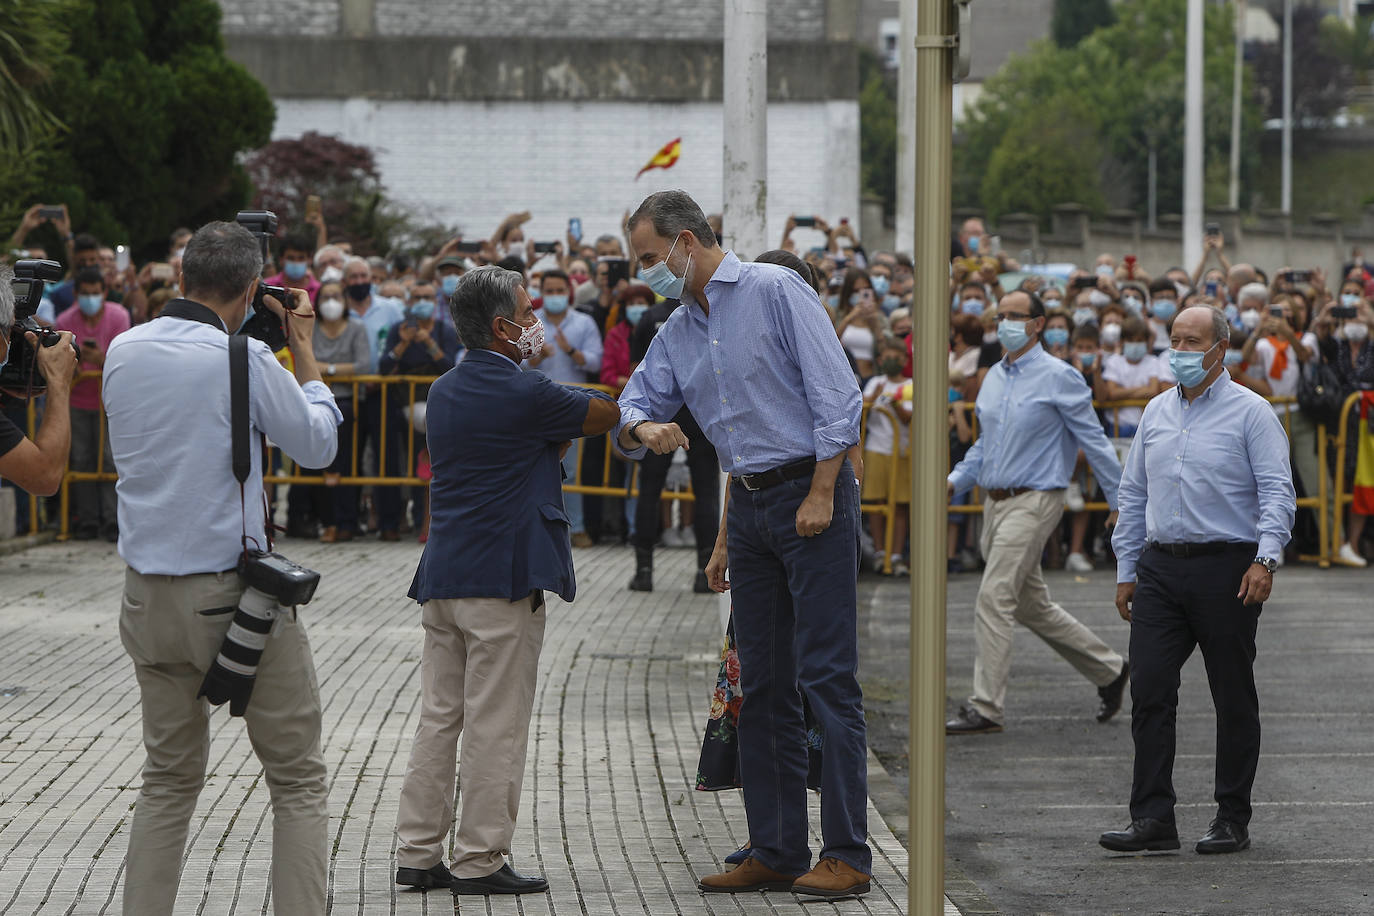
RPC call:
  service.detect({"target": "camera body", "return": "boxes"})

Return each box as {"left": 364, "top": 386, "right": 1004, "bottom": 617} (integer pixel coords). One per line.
{"left": 1, "top": 259, "right": 78, "bottom": 398}
{"left": 234, "top": 210, "right": 295, "bottom": 352}
{"left": 239, "top": 548, "right": 320, "bottom": 607}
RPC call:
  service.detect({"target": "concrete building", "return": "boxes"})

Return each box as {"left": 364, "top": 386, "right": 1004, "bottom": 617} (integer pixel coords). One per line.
{"left": 219, "top": 0, "right": 862, "bottom": 252}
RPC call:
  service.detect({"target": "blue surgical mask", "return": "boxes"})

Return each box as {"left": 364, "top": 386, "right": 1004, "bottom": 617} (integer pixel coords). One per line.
{"left": 1168, "top": 340, "right": 1220, "bottom": 387}
{"left": 441, "top": 274, "right": 460, "bottom": 295}
{"left": 882, "top": 294, "right": 902, "bottom": 313}
{"left": 1151, "top": 300, "right": 1178, "bottom": 321}
{"left": 1123, "top": 341, "right": 1149, "bottom": 362}
{"left": 409, "top": 299, "right": 436, "bottom": 320}
{"left": 871, "top": 275, "right": 890, "bottom": 296}
{"left": 1079, "top": 351, "right": 1096, "bottom": 368}
{"left": 1072, "top": 307, "right": 1096, "bottom": 327}
{"left": 1122, "top": 295, "right": 1144, "bottom": 314}
{"left": 542, "top": 295, "right": 569, "bottom": 314}
{"left": 826, "top": 294, "right": 840, "bottom": 310}
{"left": 640, "top": 234, "right": 689, "bottom": 299}
{"left": 78, "top": 294, "right": 103, "bottom": 316}
{"left": 625, "top": 304, "right": 648, "bottom": 325}
{"left": 283, "top": 260, "right": 308, "bottom": 281}
{"left": 961, "top": 297, "right": 985, "bottom": 317}
{"left": 1043, "top": 327, "right": 1070, "bottom": 347}
{"left": 1223, "top": 349, "right": 1244, "bottom": 366}
{"left": 1224, "top": 303, "right": 1240, "bottom": 323}
{"left": 1342, "top": 293, "right": 1362, "bottom": 308}
{"left": 997, "top": 318, "right": 1030, "bottom": 352}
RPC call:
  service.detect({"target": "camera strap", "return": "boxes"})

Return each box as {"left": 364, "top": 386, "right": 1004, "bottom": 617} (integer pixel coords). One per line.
{"left": 228, "top": 334, "right": 272, "bottom": 556}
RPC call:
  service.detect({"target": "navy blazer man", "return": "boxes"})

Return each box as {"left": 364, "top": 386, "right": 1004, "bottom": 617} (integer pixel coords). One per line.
{"left": 395, "top": 266, "right": 618, "bottom": 897}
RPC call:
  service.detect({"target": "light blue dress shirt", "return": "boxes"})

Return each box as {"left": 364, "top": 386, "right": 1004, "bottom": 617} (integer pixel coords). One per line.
{"left": 352, "top": 297, "right": 406, "bottom": 372}
{"left": 536, "top": 308, "right": 603, "bottom": 383}
{"left": 1111, "top": 372, "right": 1296, "bottom": 583}
{"left": 948, "top": 344, "right": 1123, "bottom": 508}
{"left": 616, "top": 252, "right": 861, "bottom": 476}
{"left": 103, "top": 313, "right": 342, "bottom": 576}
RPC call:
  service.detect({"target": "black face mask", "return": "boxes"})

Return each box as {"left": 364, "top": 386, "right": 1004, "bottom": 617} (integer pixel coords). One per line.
{"left": 346, "top": 282, "right": 371, "bottom": 302}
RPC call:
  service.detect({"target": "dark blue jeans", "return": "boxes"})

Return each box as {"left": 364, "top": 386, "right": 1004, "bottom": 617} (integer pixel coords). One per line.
{"left": 727, "top": 461, "right": 870, "bottom": 876}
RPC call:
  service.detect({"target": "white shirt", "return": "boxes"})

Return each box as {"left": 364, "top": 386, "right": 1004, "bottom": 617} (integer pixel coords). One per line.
{"left": 103, "top": 309, "right": 342, "bottom": 575}
{"left": 1102, "top": 352, "right": 1167, "bottom": 430}
{"left": 862, "top": 375, "right": 912, "bottom": 455}
{"left": 841, "top": 324, "right": 876, "bottom": 363}
{"left": 536, "top": 308, "right": 603, "bottom": 383}
{"left": 1251, "top": 332, "right": 1317, "bottom": 413}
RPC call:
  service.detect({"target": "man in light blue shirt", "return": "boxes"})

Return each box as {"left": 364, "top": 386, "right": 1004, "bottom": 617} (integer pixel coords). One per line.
{"left": 946, "top": 289, "right": 1130, "bottom": 736}
{"left": 1101, "top": 305, "right": 1295, "bottom": 857}
{"left": 615, "top": 191, "right": 869, "bottom": 898}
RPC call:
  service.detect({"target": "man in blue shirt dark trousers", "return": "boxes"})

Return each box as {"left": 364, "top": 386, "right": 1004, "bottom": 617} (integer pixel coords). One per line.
{"left": 617, "top": 191, "right": 871, "bottom": 899}
{"left": 1101, "top": 305, "right": 1294, "bottom": 856}
{"left": 393, "top": 266, "right": 619, "bottom": 896}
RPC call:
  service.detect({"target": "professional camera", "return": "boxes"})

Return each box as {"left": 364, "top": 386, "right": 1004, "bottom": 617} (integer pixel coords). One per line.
{"left": 197, "top": 550, "right": 320, "bottom": 717}
{"left": 234, "top": 210, "right": 297, "bottom": 352}
{"left": 0, "top": 259, "right": 79, "bottom": 398}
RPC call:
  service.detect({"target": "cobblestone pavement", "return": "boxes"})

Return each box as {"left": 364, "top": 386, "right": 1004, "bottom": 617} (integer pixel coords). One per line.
{"left": 0, "top": 540, "right": 927, "bottom": 915}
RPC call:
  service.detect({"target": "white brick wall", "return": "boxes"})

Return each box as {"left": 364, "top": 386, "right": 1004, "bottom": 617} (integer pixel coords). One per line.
{"left": 269, "top": 98, "right": 860, "bottom": 254}
{"left": 219, "top": 0, "right": 340, "bottom": 36}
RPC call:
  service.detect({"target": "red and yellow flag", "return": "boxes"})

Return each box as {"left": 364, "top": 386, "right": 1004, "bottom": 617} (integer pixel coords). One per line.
{"left": 1353, "top": 393, "right": 1374, "bottom": 515}
{"left": 636, "top": 137, "right": 681, "bottom": 180}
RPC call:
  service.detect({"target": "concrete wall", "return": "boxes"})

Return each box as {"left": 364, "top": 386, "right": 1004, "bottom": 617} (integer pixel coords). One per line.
{"left": 270, "top": 97, "right": 861, "bottom": 253}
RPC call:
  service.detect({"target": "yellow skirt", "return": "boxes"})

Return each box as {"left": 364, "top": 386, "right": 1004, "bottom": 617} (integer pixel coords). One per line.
{"left": 861, "top": 450, "right": 911, "bottom": 504}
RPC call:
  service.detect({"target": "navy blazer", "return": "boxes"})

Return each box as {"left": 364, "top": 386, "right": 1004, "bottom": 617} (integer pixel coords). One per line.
{"left": 408, "top": 348, "right": 613, "bottom": 604}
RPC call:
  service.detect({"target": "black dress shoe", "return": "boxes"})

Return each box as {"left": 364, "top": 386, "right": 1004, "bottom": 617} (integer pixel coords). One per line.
{"left": 1097, "top": 661, "right": 1130, "bottom": 723}
{"left": 451, "top": 863, "right": 549, "bottom": 895}
{"left": 395, "top": 862, "right": 454, "bottom": 890}
{"left": 1196, "top": 819, "right": 1249, "bottom": 854}
{"left": 693, "top": 571, "right": 712, "bottom": 593}
{"left": 1099, "top": 817, "right": 1180, "bottom": 852}
{"left": 945, "top": 706, "right": 1003, "bottom": 735}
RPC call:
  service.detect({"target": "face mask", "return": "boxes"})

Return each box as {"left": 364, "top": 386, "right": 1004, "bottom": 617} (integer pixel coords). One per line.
{"left": 441, "top": 274, "right": 461, "bottom": 295}
{"left": 961, "top": 298, "right": 985, "bottom": 317}
{"left": 1100, "top": 323, "right": 1122, "bottom": 346}
{"left": 500, "top": 316, "right": 545, "bottom": 360}
{"left": 1089, "top": 289, "right": 1112, "bottom": 308}
{"left": 1224, "top": 303, "right": 1240, "bottom": 322}
{"left": 1342, "top": 293, "right": 1362, "bottom": 308}
{"left": 1174, "top": 281, "right": 1191, "bottom": 298}
{"left": 997, "top": 318, "right": 1030, "bottom": 352}
{"left": 528, "top": 284, "right": 541, "bottom": 298}
{"left": 1344, "top": 322, "right": 1369, "bottom": 342}
{"left": 826, "top": 294, "right": 840, "bottom": 310}
{"left": 625, "top": 304, "right": 648, "bottom": 325}
{"left": 1223, "top": 349, "right": 1244, "bottom": 367}
{"left": 543, "top": 294, "right": 569, "bottom": 314}
{"left": 882, "top": 294, "right": 902, "bottom": 313}
{"left": 569, "top": 272, "right": 589, "bottom": 286}
{"left": 173, "top": 246, "right": 186, "bottom": 261}
{"left": 1240, "top": 309, "right": 1261, "bottom": 330}
{"left": 1095, "top": 264, "right": 1114, "bottom": 277}
{"left": 1043, "top": 327, "right": 1070, "bottom": 347}
{"left": 78, "top": 294, "right": 103, "bottom": 316}
{"left": 871, "top": 275, "right": 891, "bottom": 296}
{"left": 1043, "top": 297, "right": 1062, "bottom": 310}
{"left": 1071, "top": 307, "right": 1097, "bottom": 328}
{"left": 372, "top": 294, "right": 404, "bottom": 312}
{"left": 879, "top": 357, "right": 905, "bottom": 376}
{"left": 500, "top": 243, "right": 524, "bottom": 261}
{"left": 318, "top": 297, "right": 345, "bottom": 321}
{"left": 640, "top": 234, "right": 690, "bottom": 299}
{"left": 409, "top": 299, "right": 436, "bottom": 320}
{"left": 283, "top": 260, "right": 308, "bottom": 281}
{"left": 1121, "top": 295, "right": 1143, "bottom": 314}
{"left": 1078, "top": 351, "right": 1096, "bottom": 368}
{"left": 320, "top": 265, "right": 344, "bottom": 284}
{"left": 346, "top": 282, "right": 371, "bottom": 301}
{"left": 1123, "top": 341, "right": 1149, "bottom": 362}
{"left": 1168, "top": 340, "right": 1220, "bottom": 387}
{"left": 1151, "top": 300, "right": 1177, "bottom": 321}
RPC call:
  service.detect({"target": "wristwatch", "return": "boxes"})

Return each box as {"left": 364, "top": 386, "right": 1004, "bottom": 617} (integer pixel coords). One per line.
{"left": 1252, "top": 556, "right": 1278, "bottom": 574}
{"left": 627, "top": 419, "right": 648, "bottom": 445}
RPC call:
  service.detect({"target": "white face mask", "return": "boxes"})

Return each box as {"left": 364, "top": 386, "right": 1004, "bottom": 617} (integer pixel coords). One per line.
{"left": 1240, "top": 309, "right": 1261, "bottom": 331}
{"left": 1100, "top": 323, "right": 1122, "bottom": 346}
{"left": 319, "top": 265, "right": 344, "bottom": 284}
{"left": 1343, "top": 322, "right": 1369, "bottom": 343}
{"left": 500, "top": 316, "right": 545, "bottom": 360}
{"left": 318, "top": 297, "right": 345, "bottom": 322}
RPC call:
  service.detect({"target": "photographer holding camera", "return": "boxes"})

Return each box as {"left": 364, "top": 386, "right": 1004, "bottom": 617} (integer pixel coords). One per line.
{"left": 0, "top": 264, "right": 79, "bottom": 496}
{"left": 101, "top": 221, "right": 342, "bottom": 915}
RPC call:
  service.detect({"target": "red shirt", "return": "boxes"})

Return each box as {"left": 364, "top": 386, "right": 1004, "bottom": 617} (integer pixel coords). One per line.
{"left": 264, "top": 271, "right": 321, "bottom": 305}
{"left": 600, "top": 321, "right": 633, "bottom": 389}
{"left": 56, "top": 302, "right": 131, "bottom": 411}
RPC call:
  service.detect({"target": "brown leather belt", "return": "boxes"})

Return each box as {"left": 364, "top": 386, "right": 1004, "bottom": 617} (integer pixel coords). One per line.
{"left": 986, "top": 487, "right": 1034, "bottom": 502}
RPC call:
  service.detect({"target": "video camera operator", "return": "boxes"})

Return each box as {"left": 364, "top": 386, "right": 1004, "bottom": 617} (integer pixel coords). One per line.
{"left": 101, "top": 221, "right": 342, "bottom": 915}
{"left": 0, "top": 264, "right": 79, "bottom": 496}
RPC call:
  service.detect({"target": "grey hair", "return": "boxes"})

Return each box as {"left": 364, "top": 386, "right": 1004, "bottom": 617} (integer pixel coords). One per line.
{"left": 1185, "top": 304, "right": 1231, "bottom": 345}
{"left": 313, "top": 244, "right": 344, "bottom": 269}
{"left": 343, "top": 255, "right": 370, "bottom": 275}
{"left": 181, "top": 221, "right": 263, "bottom": 305}
{"left": 594, "top": 234, "right": 621, "bottom": 249}
{"left": 1237, "top": 282, "right": 1270, "bottom": 308}
{"left": 627, "top": 190, "right": 718, "bottom": 248}
{"left": 0, "top": 264, "right": 13, "bottom": 330}
{"left": 450, "top": 265, "right": 524, "bottom": 349}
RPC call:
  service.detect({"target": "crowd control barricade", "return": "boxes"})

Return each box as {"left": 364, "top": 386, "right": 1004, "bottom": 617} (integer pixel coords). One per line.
{"left": 1326, "top": 391, "right": 1370, "bottom": 566}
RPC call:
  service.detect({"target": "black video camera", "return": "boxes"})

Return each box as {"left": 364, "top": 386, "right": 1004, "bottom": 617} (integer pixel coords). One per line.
{"left": 1, "top": 259, "right": 79, "bottom": 398}
{"left": 234, "top": 210, "right": 297, "bottom": 352}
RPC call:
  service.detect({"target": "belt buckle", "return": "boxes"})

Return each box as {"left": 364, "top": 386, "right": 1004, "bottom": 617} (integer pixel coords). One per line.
{"left": 740, "top": 474, "right": 760, "bottom": 492}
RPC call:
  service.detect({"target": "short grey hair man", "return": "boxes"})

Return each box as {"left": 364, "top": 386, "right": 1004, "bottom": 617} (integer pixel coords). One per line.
{"left": 181, "top": 222, "right": 263, "bottom": 305}
{"left": 626, "top": 190, "right": 719, "bottom": 249}
{"left": 1236, "top": 282, "right": 1270, "bottom": 311}
{"left": 450, "top": 265, "right": 525, "bottom": 350}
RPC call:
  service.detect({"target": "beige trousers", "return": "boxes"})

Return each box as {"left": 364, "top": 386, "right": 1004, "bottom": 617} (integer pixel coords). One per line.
{"left": 395, "top": 595, "right": 546, "bottom": 879}
{"left": 970, "top": 489, "right": 1124, "bottom": 724}
{"left": 118, "top": 568, "right": 328, "bottom": 915}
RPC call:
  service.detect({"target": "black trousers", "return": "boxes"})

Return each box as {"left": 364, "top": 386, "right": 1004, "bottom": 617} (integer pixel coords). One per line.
{"left": 1129, "top": 547, "right": 1262, "bottom": 826}
{"left": 632, "top": 409, "right": 719, "bottom": 553}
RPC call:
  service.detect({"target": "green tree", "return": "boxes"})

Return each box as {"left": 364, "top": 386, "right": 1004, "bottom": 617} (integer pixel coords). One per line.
{"left": 981, "top": 95, "right": 1106, "bottom": 221}
{"left": 858, "top": 47, "right": 897, "bottom": 218}
{"left": 1052, "top": 0, "right": 1116, "bottom": 49}
{"left": 8, "top": 0, "right": 273, "bottom": 260}
{"left": 0, "top": 0, "right": 70, "bottom": 156}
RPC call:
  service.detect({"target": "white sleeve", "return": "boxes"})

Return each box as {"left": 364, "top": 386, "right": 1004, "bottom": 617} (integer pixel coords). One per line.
{"left": 248, "top": 342, "right": 343, "bottom": 469}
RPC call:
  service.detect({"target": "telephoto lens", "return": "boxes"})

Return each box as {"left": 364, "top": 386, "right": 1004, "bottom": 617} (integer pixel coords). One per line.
{"left": 197, "top": 587, "right": 280, "bottom": 716}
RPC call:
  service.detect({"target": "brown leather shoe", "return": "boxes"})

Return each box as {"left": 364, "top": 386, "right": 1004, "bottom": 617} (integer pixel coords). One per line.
{"left": 698, "top": 858, "right": 799, "bottom": 893}
{"left": 791, "top": 857, "right": 871, "bottom": 898}
{"left": 319, "top": 526, "right": 338, "bottom": 543}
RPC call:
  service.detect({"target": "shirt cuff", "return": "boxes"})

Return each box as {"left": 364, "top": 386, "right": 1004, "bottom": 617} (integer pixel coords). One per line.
{"left": 812, "top": 418, "right": 859, "bottom": 462}
{"left": 948, "top": 471, "right": 972, "bottom": 497}
{"left": 614, "top": 409, "right": 649, "bottom": 461}
{"left": 302, "top": 379, "right": 344, "bottom": 426}
{"left": 1257, "top": 535, "right": 1285, "bottom": 562}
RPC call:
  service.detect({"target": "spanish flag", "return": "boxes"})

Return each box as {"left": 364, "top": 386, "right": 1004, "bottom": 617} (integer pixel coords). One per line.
{"left": 1353, "top": 392, "right": 1374, "bottom": 515}
{"left": 636, "top": 137, "right": 682, "bottom": 180}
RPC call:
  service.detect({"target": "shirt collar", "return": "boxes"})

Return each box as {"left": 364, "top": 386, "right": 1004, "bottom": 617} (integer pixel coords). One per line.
{"left": 1175, "top": 364, "right": 1231, "bottom": 401}
{"left": 471, "top": 347, "right": 521, "bottom": 369}
{"left": 1003, "top": 342, "right": 1044, "bottom": 373}
{"left": 159, "top": 298, "right": 229, "bottom": 333}
{"left": 682, "top": 250, "right": 740, "bottom": 313}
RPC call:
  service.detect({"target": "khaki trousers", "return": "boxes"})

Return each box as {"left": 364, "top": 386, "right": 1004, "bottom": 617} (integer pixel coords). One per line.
{"left": 970, "top": 489, "right": 1124, "bottom": 724}
{"left": 118, "top": 569, "right": 328, "bottom": 916}
{"left": 395, "top": 595, "right": 546, "bottom": 879}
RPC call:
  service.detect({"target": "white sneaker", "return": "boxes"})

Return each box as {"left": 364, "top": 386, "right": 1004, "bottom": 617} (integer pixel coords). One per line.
{"left": 892, "top": 555, "right": 910, "bottom": 576}
{"left": 1064, "top": 481, "right": 1085, "bottom": 512}
{"left": 661, "top": 527, "right": 684, "bottom": 548}
{"left": 872, "top": 550, "right": 887, "bottom": 573}
{"left": 679, "top": 527, "right": 697, "bottom": 549}
{"left": 1337, "top": 543, "right": 1368, "bottom": 567}
{"left": 1066, "top": 552, "right": 1094, "bottom": 572}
